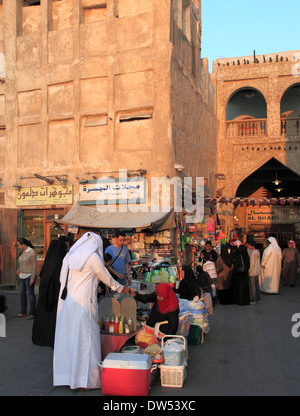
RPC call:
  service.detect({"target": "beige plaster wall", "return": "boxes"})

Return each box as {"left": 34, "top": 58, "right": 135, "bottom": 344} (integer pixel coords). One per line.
{"left": 0, "top": 0, "right": 217, "bottom": 212}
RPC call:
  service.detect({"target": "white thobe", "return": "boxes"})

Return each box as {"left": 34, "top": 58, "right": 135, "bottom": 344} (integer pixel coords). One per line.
{"left": 259, "top": 245, "right": 282, "bottom": 294}
{"left": 53, "top": 252, "right": 123, "bottom": 389}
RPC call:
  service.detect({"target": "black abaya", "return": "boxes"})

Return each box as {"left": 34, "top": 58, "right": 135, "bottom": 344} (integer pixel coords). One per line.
{"left": 231, "top": 245, "right": 250, "bottom": 306}
{"left": 32, "top": 239, "right": 67, "bottom": 348}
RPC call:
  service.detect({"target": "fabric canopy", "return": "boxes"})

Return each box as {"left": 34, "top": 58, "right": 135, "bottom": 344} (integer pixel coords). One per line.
{"left": 56, "top": 203, "right": 175, "bottom": 231}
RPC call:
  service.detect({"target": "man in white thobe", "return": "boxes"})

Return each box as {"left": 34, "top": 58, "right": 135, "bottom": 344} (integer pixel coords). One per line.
{"left": 53, "top": 232, "right": 128, "bottom": 390}
{"left": 259, "top": 237, "right": 282, "bottom": 294}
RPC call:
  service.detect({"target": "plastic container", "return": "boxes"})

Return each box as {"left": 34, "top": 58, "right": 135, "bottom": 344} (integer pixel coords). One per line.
{"left": 118, "top": 316, "right": 124, "bottom": 334}
{"left": 121, "top": 345, "right": 141, "bottom": 354}
{"left": 99, "top": 353, "right": 155, "bottom": 396}
{"left": 114, "top": 316, "right": 119, "bottom": 334}
{"left": 104, "top": 315, "right": 109, "bottom": 332}
{"left": 161, "top": 335, "right": 186, "bottom": 366}
{"left": 159, "top": 359, "right": 187, "bottom": 388}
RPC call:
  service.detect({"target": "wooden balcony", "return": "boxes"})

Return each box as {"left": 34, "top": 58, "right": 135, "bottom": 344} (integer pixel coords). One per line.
{"left": 281, "top": 117, "right": 300, "bottom": 137}
{"left": 226, "top": 118, "right": 267, "bottom": 138}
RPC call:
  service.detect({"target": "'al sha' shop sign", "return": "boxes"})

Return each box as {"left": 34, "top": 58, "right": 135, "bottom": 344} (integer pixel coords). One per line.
{"left": 79, "top": 177, "right": 146, "bottom": 205}
{"left": 247, "top": 206, "right": 300, "bottom": 224}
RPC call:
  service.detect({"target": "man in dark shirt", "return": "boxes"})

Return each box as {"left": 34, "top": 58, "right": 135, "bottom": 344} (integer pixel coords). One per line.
{"left": 200, "top": 240, "right": 219, "bottom": 263}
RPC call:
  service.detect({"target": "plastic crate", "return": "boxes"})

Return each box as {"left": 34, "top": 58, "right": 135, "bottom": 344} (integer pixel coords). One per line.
{"left": 159, "top": 360, "right": 187, "bottom": 388}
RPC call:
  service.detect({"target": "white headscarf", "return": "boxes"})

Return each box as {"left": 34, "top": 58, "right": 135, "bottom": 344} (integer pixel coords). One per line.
{"left": 67, "top": 231, "right": 104, "bottom": 271}
{"left": 268, "top": 237, "right": 282, "bottom": 259}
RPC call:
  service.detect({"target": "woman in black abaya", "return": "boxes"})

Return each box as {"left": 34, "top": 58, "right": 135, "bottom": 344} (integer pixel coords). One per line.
{"left": 32, "top": 237, "right": 68, "bottom": 348}
{"left": 231, "top": 241, "right": 250, "bottom": 306}
{"left": 216, "top": 243, "right": 234, "bottom": 304}
{"left": 174, "top": 265, "right": 201, "bottom": 300}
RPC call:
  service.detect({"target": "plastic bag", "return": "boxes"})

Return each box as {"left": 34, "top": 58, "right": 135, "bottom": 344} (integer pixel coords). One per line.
{"left": 163, "top": 339, "right": 185, "bottom": 366}
{"left": 135, "top": 324, "right": 159, "bottom": 349}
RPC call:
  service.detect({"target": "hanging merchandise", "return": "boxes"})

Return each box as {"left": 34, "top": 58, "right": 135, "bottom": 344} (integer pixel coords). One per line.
{"left": 204, "top": 217, "right": 215, "bottom": 236}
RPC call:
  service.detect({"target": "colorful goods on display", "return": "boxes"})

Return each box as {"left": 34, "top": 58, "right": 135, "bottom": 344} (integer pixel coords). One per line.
{"left": 144, "top": 266, "right": 177, "bottom": 283}
{"left": 178, "top": 298, "right": 210, "bottom": 337}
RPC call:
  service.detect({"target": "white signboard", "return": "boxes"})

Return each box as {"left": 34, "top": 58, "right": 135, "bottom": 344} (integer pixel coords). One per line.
{"left": 79, "top": 178, "right": 146, "bottom": 205}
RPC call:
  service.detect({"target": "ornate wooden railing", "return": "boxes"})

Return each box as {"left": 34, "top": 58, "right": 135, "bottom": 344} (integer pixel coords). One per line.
{"left": 226, "top": 118, "right": 267, "bottom": 138}
{"left": 281, "top": 117, "right": 300, "bottom": 137}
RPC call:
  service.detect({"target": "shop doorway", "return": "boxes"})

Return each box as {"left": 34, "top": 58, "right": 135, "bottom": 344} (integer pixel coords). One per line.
{"left": 234, "top": 158, "right": 300, "bottom": 248}
{"left": 21, "top": 208, "right": 67, "bottom": 279}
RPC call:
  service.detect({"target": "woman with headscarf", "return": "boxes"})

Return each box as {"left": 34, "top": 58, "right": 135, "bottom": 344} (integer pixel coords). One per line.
{"left": 282, "top": 240, "right": 300, "bottom": 287}
{"left": 259, "top": 237, "right": 282, "bottom": 294}
{"left": 196, "top": 264, "right": 213, "bottom": 295}
{"left": 216, "top": 243, "right": 234, "bottom": 305}
{"left": 53, "top": 232, "right": 129, "bottom": 390}
{"left": 174, "top": 265, "right": 201, "bottom": 301}
{"left": 231, "top": 240, "right": 250, "bottom": 306}
{"left": 130, "top": 283, "right": 179, "bottom": 336}
{"left": 32, "top": 237, "right": 68, "bottom": 348}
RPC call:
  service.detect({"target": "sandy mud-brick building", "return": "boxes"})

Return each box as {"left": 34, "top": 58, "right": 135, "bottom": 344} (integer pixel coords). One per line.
{"left": 0, "top": 0, "right": 217, "bottom": 286}
{"left": 212, "top": 50, "right": 300, "bottom": 242}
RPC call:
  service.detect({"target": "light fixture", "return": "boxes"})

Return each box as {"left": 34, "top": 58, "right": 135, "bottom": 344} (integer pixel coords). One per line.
{"left": 12, "top": 179, "right": 22, "bottom": 191}
{"left": 78, "top": 177, "right": 88, "bottom": 184}
{"left": 272, "top": 172, "right": 281, "bottom": 186}
{"left": 55, "top": 175, "right": 68, "bottom": 185}
{"left": 33, "top": 173, "right": 55, "bottom": 184}
{"left": 80, "top": 169, "right": 147, "bottom": 180}
{"left": 276, "top": 188, "right": 283, "bottom": 193}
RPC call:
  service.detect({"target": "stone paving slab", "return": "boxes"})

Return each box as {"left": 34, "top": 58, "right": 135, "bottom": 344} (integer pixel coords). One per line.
{"left": 1, "top": 276, "right": 300, "bottom": 397}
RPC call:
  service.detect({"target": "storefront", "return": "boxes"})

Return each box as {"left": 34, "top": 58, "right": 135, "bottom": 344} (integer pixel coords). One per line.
{"left": 20, "top": 208, "right": 68, "bottom": 270}
{"left": 0, "top": 184, "right": 73, "bottom": 287}
{"left": 234, "top": 200, "right": 300, "bottom": 249}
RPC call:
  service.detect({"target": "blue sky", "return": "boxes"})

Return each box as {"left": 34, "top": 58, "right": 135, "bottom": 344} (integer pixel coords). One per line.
{"left": 201, "top": 0, "right": 300, "bottom": 72}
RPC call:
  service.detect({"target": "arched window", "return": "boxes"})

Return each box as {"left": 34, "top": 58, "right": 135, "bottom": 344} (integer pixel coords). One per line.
{"left": 226, "top": 88, "right": 267, "bottom": 138}
{"left": 280, "top": 83, "right": 300, "bottom": 137}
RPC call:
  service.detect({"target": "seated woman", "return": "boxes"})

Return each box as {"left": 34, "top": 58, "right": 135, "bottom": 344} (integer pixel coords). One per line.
{"left": 130, "top": 283, "right": 179, "bottom": 335}
{"left": 174, "top": 265, "right": 201, "bottom": 301}
{"left": 196, "top": 264, "right": 213, "bottom": 295}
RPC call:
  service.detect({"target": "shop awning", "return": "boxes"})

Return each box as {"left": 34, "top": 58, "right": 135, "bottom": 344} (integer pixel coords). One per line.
{"left": 56, "top": 203, "right": 175, "bottom": 231}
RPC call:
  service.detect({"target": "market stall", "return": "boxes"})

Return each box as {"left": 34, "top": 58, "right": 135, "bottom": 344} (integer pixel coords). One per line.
{"left": 55, "top": 204, "right": 216, "bottom": 393}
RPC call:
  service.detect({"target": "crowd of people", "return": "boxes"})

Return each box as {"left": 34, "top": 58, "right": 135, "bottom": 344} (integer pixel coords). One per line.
{"left": 14, "top": 231, "right": 300, "bottom": 390}
{"left": 195, "top": 237, "right": 300, "bottom": 307}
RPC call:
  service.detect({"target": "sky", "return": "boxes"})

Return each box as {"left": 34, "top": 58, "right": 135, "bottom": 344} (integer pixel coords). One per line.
{"left": 201, "top": 0, "right": 300, "bottom": 72}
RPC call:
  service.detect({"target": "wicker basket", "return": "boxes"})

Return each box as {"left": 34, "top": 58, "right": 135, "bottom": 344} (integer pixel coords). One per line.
{"left": 159, "top": 360, "right": 187, "bottom": 388}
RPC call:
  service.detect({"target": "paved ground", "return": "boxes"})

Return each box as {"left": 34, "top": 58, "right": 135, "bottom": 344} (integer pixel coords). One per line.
{"left": 1, "top": 275, "right": 300, "bottom": 397}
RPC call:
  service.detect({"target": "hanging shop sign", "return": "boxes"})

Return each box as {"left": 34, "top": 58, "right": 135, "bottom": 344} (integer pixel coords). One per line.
{"left": 16, "top": 185, "right": 73, "bottom": 206}
{"left": 247, "top": 206, "right": 300, "bottom": 224}
{"left": 79, "top": 178, "right": 146, "bottom": 205}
